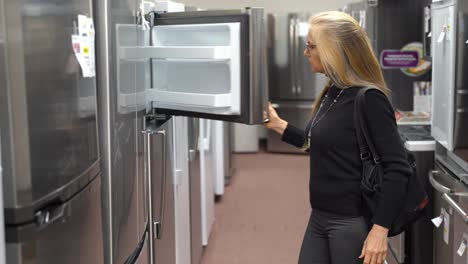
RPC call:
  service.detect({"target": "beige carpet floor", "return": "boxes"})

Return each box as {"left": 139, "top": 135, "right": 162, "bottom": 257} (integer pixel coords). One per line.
{"left": 200, "top": 151, "right": 310, "bottom": 264}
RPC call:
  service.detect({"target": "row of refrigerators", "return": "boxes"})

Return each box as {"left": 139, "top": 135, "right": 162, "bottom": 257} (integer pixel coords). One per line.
{"left": 0, "top": 0, "right": 267, "bottom": 263}
{"left": 0, "top": 0, "right": 467, "bottom": 264}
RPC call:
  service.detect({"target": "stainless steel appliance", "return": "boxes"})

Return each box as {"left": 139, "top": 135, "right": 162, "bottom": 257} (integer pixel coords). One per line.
{"left": 188, "top": 118, "right": 203, "bottom": 264}
{"left": 267, "top": 102, "right": 317, "bottom": 153}
{"left": 266, "top": 13, "right": 328, "bottom": 153}
{"left": 0, "top": 0, "right": 103, "bottom": 263}
{"left": 213, "top": 121, "right": 233, "bottom": 195}
{"left": 430, "top": 0, "right": 468, "bottom": 157}
{"left": 429, "top": 147, "right": 468, "bottom": 264}
{"left": 145, "top": 116, "right": 177, "bottom": 264}
{"left": 342, "top": 0, "right": 432, "bottom": 111}
{"left": 223, "top": 122, "right": 234, "bottom": 186}
{"left": 95, "top": 0, "right": 149, "bottom": 262}
{"left": 97, "top": 2, "right": 268, "bottom": 263}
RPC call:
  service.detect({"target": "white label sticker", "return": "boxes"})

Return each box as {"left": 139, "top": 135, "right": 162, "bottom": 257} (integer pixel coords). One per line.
{"left": 359, "top": 10, "right": 366, "bottom": 28}
{"left": 428, "top": 32, "right": 432, "bottom": 38}
{"left": 458, "top": 238, "right": 467, "bottom": 256}
{"left": 465, "top": 40, "right": 468, "bottom": 44}
{"left": 432, "top": 215, "right": 443, "bottom": 227}
{"left": 75, "top": 14, "right": 95, "bottom": 78}
{"left": 444, "top": 208, "right": 450, "bottom": 245}
{"left": 438, "top": 31, "right": 446, "bottom": 43}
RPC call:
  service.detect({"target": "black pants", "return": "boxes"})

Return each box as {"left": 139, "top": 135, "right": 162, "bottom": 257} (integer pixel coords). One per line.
{"left": 298, "top": 210, "right": 368, "bottom": 264}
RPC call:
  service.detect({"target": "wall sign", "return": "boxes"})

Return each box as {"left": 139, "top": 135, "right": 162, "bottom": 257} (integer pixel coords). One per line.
{"left": 381, "top": 50, "right": 419, "bottom": 68}
{"left": 380, "top": 42, "right": 431, "bottom": 77}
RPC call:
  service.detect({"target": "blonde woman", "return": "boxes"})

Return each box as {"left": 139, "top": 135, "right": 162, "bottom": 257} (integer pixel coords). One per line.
{"left": 265, "top": 11, "right": 410, "bottom": 264}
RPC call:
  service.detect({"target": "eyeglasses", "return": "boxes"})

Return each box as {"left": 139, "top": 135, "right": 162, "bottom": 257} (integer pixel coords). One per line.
{"left": 305, "top": 42, "right": 317, "bottom": 53}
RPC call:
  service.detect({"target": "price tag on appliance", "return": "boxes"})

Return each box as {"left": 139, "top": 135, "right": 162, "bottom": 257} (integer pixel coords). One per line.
{"left": 437, "top": 31, "right": 446, "bottom": 43}
{"left": 457, "top": 238, "right": 467, "bottom": 256}
{"left": 432, "top": 208, "right": 445, "bottom": 227}
{"left": 432, "top": 215, "right": 443, "bottom": 227}
{"left": 443, "top": 208, "right": 450, "bottom": 245}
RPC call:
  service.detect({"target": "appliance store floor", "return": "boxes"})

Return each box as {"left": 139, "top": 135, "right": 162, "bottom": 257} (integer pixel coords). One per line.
{"left": 201, "top": 150, "right": 310, "bottom": 264}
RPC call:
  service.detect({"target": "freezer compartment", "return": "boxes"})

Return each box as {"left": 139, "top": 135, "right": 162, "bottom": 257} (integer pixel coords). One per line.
{"left": 4, "top": 160, "right": 100, "bottom": 224}
{"left": 5, "top": 176, "right": 104, "bottom": 264}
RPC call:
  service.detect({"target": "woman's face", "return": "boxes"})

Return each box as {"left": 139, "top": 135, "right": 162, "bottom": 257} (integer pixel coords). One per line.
{"left": 304, "top": 30, "right": 325, "bottom": 73}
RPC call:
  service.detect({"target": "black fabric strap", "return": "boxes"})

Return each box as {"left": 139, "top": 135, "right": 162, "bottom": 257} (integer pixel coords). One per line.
{"left": 354, "top": 87, "right": 382, "bottom": 163}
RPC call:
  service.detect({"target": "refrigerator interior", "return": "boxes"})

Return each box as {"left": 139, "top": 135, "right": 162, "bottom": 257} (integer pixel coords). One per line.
{"left": 123, "top": 8, "right": 268, "bottom": 125}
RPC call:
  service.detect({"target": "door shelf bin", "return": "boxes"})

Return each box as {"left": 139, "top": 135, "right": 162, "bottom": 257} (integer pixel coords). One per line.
{"left": 147, "top": 89, "right": 235, "bottom": 110}
{"left": 119, "top": 46, "right": 233, "bottom": 60}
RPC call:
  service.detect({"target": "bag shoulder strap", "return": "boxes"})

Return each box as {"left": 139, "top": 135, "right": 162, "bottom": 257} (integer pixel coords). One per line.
{"left": 354, "top": 87, "right": 382, "bottom": 163}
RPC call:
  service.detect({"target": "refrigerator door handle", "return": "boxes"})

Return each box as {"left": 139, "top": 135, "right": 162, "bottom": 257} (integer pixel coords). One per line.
{"left": 142, "top": 128, "right": 167, "bottom": 243}
{"left": 429, "top": 170, "right": 468, "bottom": 196}
{"left": 289, "top": 16, "right": 296, "bottom": 95}
{"left": 154, "top": 130, "right": 167, "bottom": 240}
{"left": 295, "top": 18, "right": 302, "bottom": 95}
{"left": 443, "top": 193, "right": 468, "bottom": 223}
{"left": 35, "top": 202, "right": 68, "bottom": 231}
{"left": 189, "top": 149, "right": 196, "bottom": 162}
{"left": 142, "top": 128, "right": 156, "bottom": 262}
{"left": 188, "top": 119, "right": 200, "bottom": 162}
{"left": 429, "top": 170, "right": 453, "bottom": 194}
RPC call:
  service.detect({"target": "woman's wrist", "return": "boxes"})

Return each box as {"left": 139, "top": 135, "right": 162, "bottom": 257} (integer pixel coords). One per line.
{"left": 273, "top": 120, "right": 288, "bottom": 135}
{"left": 371, "top": 224, "right": 389, "bottom": 236}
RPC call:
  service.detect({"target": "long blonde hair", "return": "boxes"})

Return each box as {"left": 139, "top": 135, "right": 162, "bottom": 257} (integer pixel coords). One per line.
{"left": 309, "top": 11, "right": 389, "bottom": 115}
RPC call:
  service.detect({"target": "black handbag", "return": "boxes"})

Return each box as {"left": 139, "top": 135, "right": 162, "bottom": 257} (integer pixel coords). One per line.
{"left": 354, "top": 87, "right": 429, "bottom": 237}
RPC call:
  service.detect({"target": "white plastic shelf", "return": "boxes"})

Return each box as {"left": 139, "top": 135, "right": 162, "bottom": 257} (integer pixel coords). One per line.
{"left": 119, "top": 46, "right": 232, "bottom": 60}
{"left": 147, "top": 89, "right": 232, "bottom": 108}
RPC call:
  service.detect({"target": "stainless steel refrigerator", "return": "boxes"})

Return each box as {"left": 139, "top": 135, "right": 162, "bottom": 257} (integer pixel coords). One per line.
{"left": 341, "top": 0, "right": 432, "bottom": 111}
{"left": 95, "top": 0, "right": 149, "bottom": 262}
{"left": 0, "top": 0, "right": 104, "bottom": 263}
{"left": 430, "top": 0, "right": 468, "bottom": 156}
{"left": 96, "top": 3, "right": 268, "bottom": 263}
{"left": 429, "top": 146, "right": 468, "bottom": 264}
{"left": 266, "top": 13, "right": 328, "bottom": 153}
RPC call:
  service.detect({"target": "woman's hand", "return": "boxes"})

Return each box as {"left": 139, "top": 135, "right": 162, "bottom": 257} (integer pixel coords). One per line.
{"left": 359, "top": 224, "right": 389, "bottom": 264}
{"left": 263, "top": 103, "right": 288, "bottom": 135}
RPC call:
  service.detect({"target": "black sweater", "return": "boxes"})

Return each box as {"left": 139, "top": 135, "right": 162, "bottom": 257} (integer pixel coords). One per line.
{"left": 281, "top": 85, "right": 411, "bottom": 228}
